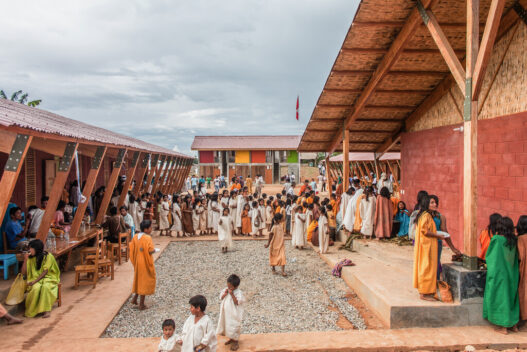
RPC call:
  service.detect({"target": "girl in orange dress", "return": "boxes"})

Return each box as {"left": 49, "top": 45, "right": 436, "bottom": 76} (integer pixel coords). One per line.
{"left": 241, "top": 204, "right": 252, "bottom": 236}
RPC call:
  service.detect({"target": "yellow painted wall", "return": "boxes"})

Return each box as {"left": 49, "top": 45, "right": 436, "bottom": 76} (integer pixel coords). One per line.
{"left": 235, "top": 150, "right": 250, "bottom": 163}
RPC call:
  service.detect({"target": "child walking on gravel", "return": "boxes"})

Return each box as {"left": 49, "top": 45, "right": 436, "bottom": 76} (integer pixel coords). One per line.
{"left": 158, "top": 319, "right": 178, "bottom": 352}
{"left": 265, "top": 213, "right": 287, "bottom": 276}
{"left": 177, "top": 295, "right": 217, "bottom": 352}
{"left": 216, "top": 274, "right": 245, "bottom": 351}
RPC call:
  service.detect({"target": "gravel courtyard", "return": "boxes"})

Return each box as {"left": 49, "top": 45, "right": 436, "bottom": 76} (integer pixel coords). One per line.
{"left": 103, "top": 240, "right": 366, "bottom": 338}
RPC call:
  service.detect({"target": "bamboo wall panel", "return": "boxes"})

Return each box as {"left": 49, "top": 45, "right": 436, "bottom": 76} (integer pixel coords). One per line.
{"left": 368, "top": 92, "right": 429, "bottom": 106}
{"left": 358, "top": 107, "right": 411, "bottom": 119}
{"left": 377, "top": 74, "right": 444, "bottom": 90}
{"left": 408, "top": 86, "right": 462, "bottom": 132}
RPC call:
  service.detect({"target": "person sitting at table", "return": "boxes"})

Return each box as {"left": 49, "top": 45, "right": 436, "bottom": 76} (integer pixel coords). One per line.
{"left": 27, "top": 196, "right": 49, "bottom": 238}
{"left": 52, "top": 200, "right": 71, "bottom": 236}
{"left": 101, "top": 206, "right": 129, "bottom": 243}
{"left": 120, "top": 205, "right": 135, "bottom": 237}
{"left": 6, "top": 207, "right": 29, "bottom": 250}
{"left": 21, "top": 239, "right": 60, "bottom": 318}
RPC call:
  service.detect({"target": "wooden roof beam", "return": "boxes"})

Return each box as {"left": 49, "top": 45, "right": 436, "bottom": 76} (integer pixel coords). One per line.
{"left": 341, "top": 48, "right": 466, "bottom": 55}
{"left": 327, "top": 0, "right": 439, "bottom": 154}
{"left": 352, "top": 21, "right": 485, "bottom": 28}
{"left": 356, "top": 118, "right": 406, "bottom": 122}
{"left": 323, "top": 88, "right": 432, "bottom": 94}
{"left": 375, "top": 130, "right": 403, "bottom": 158}
{"left": 473, "top": 0, "right": 506, "bottom": 98}
{"left": 331, "top": 70, "right": 449, "bottom": 76}
{"left": 317, "top": 104, "right": 416, "bottom": 109}
{"left": 417, "top": 0, "right": 466, "bottom": 95}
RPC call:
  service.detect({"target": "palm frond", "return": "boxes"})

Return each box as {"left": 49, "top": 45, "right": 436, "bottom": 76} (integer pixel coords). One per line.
{"left": 27, "top": 99, "right": 42, "bottom": 107}
{"left": 0, "top": 90, "right": 6, "bottom": 99}
{"left": 18, "top": 93, "right": 29, "bottom": 104}
{"left": 10, "top": 90, "right": 22, "bottom": 101}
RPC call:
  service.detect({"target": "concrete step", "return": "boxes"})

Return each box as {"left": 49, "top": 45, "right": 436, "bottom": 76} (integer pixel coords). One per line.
{"left": 319, "top": 241, "right": 487, "bottom": 329}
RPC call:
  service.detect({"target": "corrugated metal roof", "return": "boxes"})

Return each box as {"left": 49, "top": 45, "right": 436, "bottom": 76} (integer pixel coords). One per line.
{"left": 191, "top": 135, "right": 301, "bottom": 151}
{"left": 0, "top": 99, "right": 192, "bottom": 158}
{"left": 329, "top": 152, "right": 400, "bottom": 162}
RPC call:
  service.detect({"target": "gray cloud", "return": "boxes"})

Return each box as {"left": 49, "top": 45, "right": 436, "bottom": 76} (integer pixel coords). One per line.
{"left": 1, "top": 0, "right": 360, "bottom": 155}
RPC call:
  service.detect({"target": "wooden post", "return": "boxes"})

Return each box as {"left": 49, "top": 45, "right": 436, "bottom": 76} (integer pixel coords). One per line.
{"left": 133, "top": 153, "right": 150, "bottom": 197}
{"left": 342, "top": 129, "right": 350, "bottom": 190}
{"left": 463, "top": 0, "right": 479, "bottom": 270}
{"left": 118, "top": 151, "right": 140, "bottom": 208}
{"left": 325, "top": 156, "right": 332, "bottom": 193}
{"left": 0, "top": 134, "right": 33, "bottom": 224}
{"left": 37, "top": 142, "right": 78, "bottom": 242}
{"left": 70, "top": 146, "right": 106, "bottom": 236}
{"left": 95, "top": 149, "right": 127, "bottom": 224}
{"left": 142, "top": 154, "right": 159, "bottom": 194}
{"left": 171, "top": 158, "right": 185, "bottom": 194}
{"left": 151, "top": 155, "right": 167, "bottom": 195}
{"left": 158, "top": 156, "right": 173, "bottom": 194}
{"left": 178, "top": 160, "right": 192, "bottom": 191}
{"left": 162, "top": 157, "right": 178, "bottom": 194}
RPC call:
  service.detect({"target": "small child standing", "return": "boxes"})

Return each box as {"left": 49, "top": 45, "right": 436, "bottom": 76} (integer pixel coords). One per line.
{"left": 327, "top": 204, "right": 337, "bottom": 241}
{"left": 318, "top": 207, "right": 329, "bottom": 254}
{"left": 177, "top": 295, "right": 217, "bottom": 352}
{"left": 241, "top": 204, "right": 251, "bottom": 236}
{"left": 265, "top": 213, "right": 287, "bottom": 276}
{"left": 158, "top": 319, "right": 178, "bottom": 352}
{"left": 265, "top": 199, "right": 273, "bottom": 232}
{"left": 216, "top": 274, "right": 245, "bottom": 351}
{"left": 250, "top": 201, "right": 262, "bottom": 237}
{"left": 218, "top": 208, "right": 234, "bottom": 253}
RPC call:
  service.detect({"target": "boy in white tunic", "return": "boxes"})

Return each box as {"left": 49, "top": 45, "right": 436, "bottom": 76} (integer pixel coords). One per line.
{"left": 318, "top": 208, "right": 329, "bottom": 254}
{"left": 216, "top": 274, "right": 245, "bottom": 351}
{"left": 158, "top": 319, "right": 178, "bottom": 352}
{"left": 177, "top": 295, "right": 217, "bottom": 352}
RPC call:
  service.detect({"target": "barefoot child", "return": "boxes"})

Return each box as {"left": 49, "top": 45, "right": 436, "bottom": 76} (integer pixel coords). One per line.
{"left": 216, "top": 274, "right": 245, "bottom": 351}
{"left": 250, "top": 201, "right": 262, "bottom": 238}
{"left": 265, "top": 213, "right": 287, "bottom": 276}
{"left": 130, "top": 220, "right": 157, "bottom": 310}
{"left": 265, "top": 200, "right": 273, "bottom": 233}
{"left": 177, "top": 295, "right": 217, "bottom": 352}
{"left": 241, "top": 204, "right": 251, "bottom": 236}
{"left": 218, "top": 208, "right": 234, "bottom": 253}
{"left": 158, "top": 319, "right": 178, "bottom": 352}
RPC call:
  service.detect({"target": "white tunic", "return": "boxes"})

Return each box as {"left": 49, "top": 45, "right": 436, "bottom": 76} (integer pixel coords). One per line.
{"left": 211, "top": 201, "right": 220, "bottom": 231}
{"left": 359, "top": 197, "right": 376, "bottom": 236}
{"left": 158, "top": 334, "right": 178, "bottom": 352}
{"left": 340, "top": 192, "right": 352, "bottom": 222}
{"left": 342, "top": 188, "right": 364, "bottom": 231}
{"left": 216, "top": 288, "right": 245, "bottom": 340}
{"left": 258, "top": 205, "right": 266, "bottom": 230}
{"left": 235, "top": 195, "right": 245, "bottom": 228}
{"left": 171, "top": 203, "right": 182, "bottom": 232}
{"left": 292, "top": 212, "right": 306, "bottom": 247}
{"left": 218, "top": 215, "right": 233, "bottom": 249}
{"left": 159, "top": 201, "right": 170, "bottom": 230}
{"left": 228, "top": 198, "right": 237, "bottom": 227}
{"left": 207, "top": 201, "right": 213, "bottom": 229}
{"left": 318, "top": 215, "right": 329, "bottom": 254}
{"left": 179, "top": 314, "right": 217, "bottom": 352}
{"left": 251, "top": 208, "right": 260, "bottom": 235}
{"left": 265, "top": 206, "right": 273, "bottom": 225}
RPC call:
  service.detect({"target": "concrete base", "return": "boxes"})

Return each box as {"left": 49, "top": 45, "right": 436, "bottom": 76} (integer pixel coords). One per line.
{"left": 320, "top": 238, "right": 488, "bottom": 328}
{"left": 443, "top": 263, "right": 486, "bottom": 302}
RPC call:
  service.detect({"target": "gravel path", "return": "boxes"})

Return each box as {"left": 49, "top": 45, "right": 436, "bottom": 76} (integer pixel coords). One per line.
{"left": 103, "top": 240, "right": 366, "bottom": 338}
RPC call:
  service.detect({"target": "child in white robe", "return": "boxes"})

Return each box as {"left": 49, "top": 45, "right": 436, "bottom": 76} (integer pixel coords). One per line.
{"left": 218, "top": 208, "right": 233, "bottom": 253}
{"left": 292, "top": 205, "right": 306, "bottom": 249}
{"left": 216, "top": 274, "right": 245, "bottom": 351}
{"left": 265, "top": 200, "right": 273, "bottom": 232}
{"left": 318, "top": 208, "right": 329, "bottom": 254}
{"left": 192, "top": 201, "right": 200, "bottom": 236}
{"left": 250, "top": 201, "right": 262, "bottom": 237}
{"left": 177, "top": 295, "right": 217, "bottom": 352}
{"left": 258, "top": 199, "right": 266, "bottom": 234}
{"left": 158, "top": 319, "right": 178, "bottom": 352}
{"left": 359, "top": 187, "right": 376, "bottom": 238}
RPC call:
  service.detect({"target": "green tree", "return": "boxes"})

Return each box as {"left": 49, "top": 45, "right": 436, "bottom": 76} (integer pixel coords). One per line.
{"left": 0, "top": 89, "right": 41, "bottom": 107}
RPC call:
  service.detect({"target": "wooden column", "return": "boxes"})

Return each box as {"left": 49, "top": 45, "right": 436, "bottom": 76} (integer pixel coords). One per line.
{"left": 151, "top": 155, "right": 167, "bottom": 195}
{"left": 153, "top": 156, "right": 171, "bottom": 195}
{"left": 142, "top": 154, "right": 159, "bottom": 194}
{"left": 0, "top": 134, "right": 33, "bottom": 224}
{"left": 162, "top": 157, "right": 178, "bottom": 194}
{"left": 177, "top": 160, "right": 191, "bottom": 192}
{"left": 325, "top": 156, "right": 332, "bottom": 193}
{"left": 133, "top": 153, "right": 150, "bottom": 197}
{"left": 70, "top": 146, "right": 106, "bottom": 236}
{"left": 37, "top": 142, "right": 78, "bottom": 242}
{"left": 175, "top": 159, "right": 189, "bottom": 193}
{"left": 95, "top": 149, "right": 127, "bottom": 224}
{"left": 169, "top": 158, "right": 183, "bottom": 194}
{"left": 118, "top": 151, "right": 140, "bottom": 207}
{"left": 342, "top": 129, "right": 350, "bottom": 190}
{"left": 463, "top": 0, "right": 479, "bottom": 270}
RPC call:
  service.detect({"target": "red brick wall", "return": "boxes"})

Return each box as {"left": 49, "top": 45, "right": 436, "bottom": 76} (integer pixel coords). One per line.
{"left": 401, "top": 111, "right": 527, "bottom": 253}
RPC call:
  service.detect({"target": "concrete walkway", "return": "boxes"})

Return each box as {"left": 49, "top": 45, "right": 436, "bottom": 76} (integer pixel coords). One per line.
{"left": 1, "top": 235, "right": 527, "bottom": 351}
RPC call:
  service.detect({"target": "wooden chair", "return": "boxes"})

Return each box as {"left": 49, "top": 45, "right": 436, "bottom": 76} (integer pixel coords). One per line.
{"left": 56, "top": 283, "right": 62, "bottom": 307}
{"left": 80, "top": 229, "right": 103, "bottom": 263}
{"left": 97, "top": 241, "right": 114, "bottom": 281}
{"left": 2, "top": 232, "right": 17, "bottom": 254}
{"left": 110, "top": 231, "right": 130, "bottom": 265}
{"left": 74, "top": 232, "right": 104, "bottom": 288}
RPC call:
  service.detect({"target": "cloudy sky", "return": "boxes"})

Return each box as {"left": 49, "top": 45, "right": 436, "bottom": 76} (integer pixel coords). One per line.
{"left": 1, "top": 0, "right": 359, "bottom": 155}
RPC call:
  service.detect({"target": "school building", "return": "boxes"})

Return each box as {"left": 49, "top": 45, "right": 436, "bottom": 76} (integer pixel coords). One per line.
{"left": 298, "top": 0, "right": 527, "bottom": 328}
{"left": 191, "top": 135, "right": 302, "bottom": 183}
{"left": 0, "top": 98, "right": 193, "bottom": 252}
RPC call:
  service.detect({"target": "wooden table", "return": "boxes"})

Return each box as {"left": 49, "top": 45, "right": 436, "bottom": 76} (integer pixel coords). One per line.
{"left": 50, "top": 227, "right": 102, "bottom": 271}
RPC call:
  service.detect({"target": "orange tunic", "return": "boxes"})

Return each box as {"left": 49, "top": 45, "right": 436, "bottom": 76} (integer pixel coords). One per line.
{"left": 479, "top": 229, "right": 492, "bottom": 260}
{"left": 412, "top": 212, "right": 438, "bottom": 295}
{"left": 353, "top": 195, "right": 365, "bottom": 232}
{"left": 269, "top": 224, "right": 286, "bottom": 266}
{"left": 518, "top": 235, "right": 527, "bottom": 320}
{"left": 129, "top": 234, "right": 156, "bottom": 296}
{"left": 241, "top": 210, "right": 252, "bottom": 234}
{"left": 307, "top": 220, "right": 318, "bottom": 242}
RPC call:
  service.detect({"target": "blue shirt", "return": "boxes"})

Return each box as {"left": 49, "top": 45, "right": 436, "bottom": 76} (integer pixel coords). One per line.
{"left": 5, "top": 219, "right": 26, "bottom": 249}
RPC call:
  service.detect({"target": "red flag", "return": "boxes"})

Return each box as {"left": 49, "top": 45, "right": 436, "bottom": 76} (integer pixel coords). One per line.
{"left": 296, "top": 95, "right": 299, "bottom": 120}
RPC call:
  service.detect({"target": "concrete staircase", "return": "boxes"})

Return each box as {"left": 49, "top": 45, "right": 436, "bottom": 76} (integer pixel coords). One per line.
{"left": 322, "top": 238, "right": 487, "bottom": 328}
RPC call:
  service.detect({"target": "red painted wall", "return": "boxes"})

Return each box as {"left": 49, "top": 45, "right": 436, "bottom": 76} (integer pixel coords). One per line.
{"left": 199, "top": 151, "right": 214, "bottom": 163}
{"left": 251, "top": 150, "right": 266, "bottom": 163}
{"left": 401, "top": 111, "right": 527, "bottom": 253}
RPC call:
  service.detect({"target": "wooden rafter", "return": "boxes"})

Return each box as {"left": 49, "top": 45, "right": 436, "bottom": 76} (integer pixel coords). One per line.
{"left": 327, "top": 0, "right": 438, "bottom": 154}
